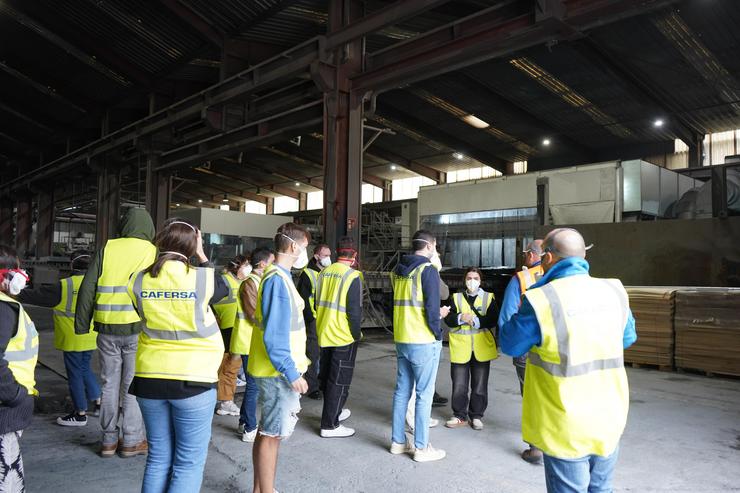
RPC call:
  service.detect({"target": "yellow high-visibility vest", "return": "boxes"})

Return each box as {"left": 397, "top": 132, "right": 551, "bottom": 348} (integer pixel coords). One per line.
{"left": 302, "top": 268, "right": 318, "bottom": 318}
{"left": 128, "top": 261, "right": 224, "bottom": 383}
{"left": 391, "top": 263, "right": 436, "bottom": 344}
{"left": 0, "top": 292, "right": 39, "bottom": 396}
{"left": 522, "top": 274, "right": 630, "bottom": 459}
{"left": 449, "top": 291, "right": 498, "bottom": 364}
{"left": 315, "top": 262, "right": 361, "bottom": 348}
{"left": 53, "top": 275, "right": 97, "bottom": 352}
{"left": 213, "top": 272, "right": 242, "bottom": 330}
{"left": 230, "top": 272, "right": 261, "bottom": 355}
{"left": 248, "top": 265, "right": 309, "bottom": 378}
{"left": 516, "top": 264, "right": 544, "bottom": 295}
{"left": 95, "top": 238, "right": 157, "bottom": 325}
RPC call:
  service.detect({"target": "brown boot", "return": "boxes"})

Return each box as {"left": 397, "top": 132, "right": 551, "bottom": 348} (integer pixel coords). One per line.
{"left": 100, "top": 441, "right": 119, "bottom": 458}
{"left": 119, "top": 440, "right": 148, "bottom": 458}
{"left": 521, "top": 445, "right": 544, "bottom": 465}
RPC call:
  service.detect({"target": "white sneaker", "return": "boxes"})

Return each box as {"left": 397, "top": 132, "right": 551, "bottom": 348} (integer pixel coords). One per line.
{"left": 413, "top": 444, "right": 446, "bottom": 462}
{"left": 236, "top": 377, "right": 247, "bottom": 388}
{"left": 242, "top": 429, "right": 257, "bottom": 442}
{"left": 405, "top": 417, "right": 439, "bottom": 432}
{"left": 320, "top": 425, "right": 355, "bottom": 438}
{"left": 216, "top": 400, "right": 240, "bottom": 416}
{"left": 389, "top": 439, "right": 415, "bottom": 455}
{"left": 338, "top": 408, "right": 351, "bottom": 422}
{"left": 471, "top": 418, "right": 484, "bottom": 430}
{"left": 445, "top": 416, "right": 468, "bottom": 428}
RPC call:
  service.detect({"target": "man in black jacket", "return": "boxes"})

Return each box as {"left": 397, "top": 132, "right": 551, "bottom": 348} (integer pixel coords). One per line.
{"left": 295, "top": 243, "right": 331, "bottom": 399}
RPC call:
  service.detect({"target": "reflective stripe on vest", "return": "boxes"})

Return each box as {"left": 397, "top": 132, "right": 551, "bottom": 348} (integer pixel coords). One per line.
{"left": 53, "top": 275, "right": 97, "bottom": 352}
{"left": 213, "top": 272, "right": 241, "bottom": 330}
{"left": 448, "top": 291, "right": 498, "bottom": 363}
{"left": 0, "top": 293, "right": 39, "bottom": 396}
{"left": 315, "top": 263, "right": 361, "bottom": 347}
{"left": 95, "top": 237, "right": 157, "bottom": 324}
{"left": 129, "top": 262, "right": 224, "bottom": 382}
{"left": 391, "top": 263, "right": 436, "bottom": 344}
{"left": 248, "top": 265, "right": 308, "bottom": 377}
{"left": 303, "top": 268, "right": 318, "bottom": 317}
{"left": 231, "top": 273, "right": 261, "bottom": 355}
{"left": 522, "top": 275, "right": 630, "bottom": 459}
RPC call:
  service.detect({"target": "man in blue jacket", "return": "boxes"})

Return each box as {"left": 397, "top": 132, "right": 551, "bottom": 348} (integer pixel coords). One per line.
{"left": 500, "top": 228, "right": 636, "bottom": 493}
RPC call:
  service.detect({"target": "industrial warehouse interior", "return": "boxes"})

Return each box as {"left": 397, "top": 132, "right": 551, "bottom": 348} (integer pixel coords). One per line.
{"left": 1, "top": 1, "right": 739, "bottom": 492}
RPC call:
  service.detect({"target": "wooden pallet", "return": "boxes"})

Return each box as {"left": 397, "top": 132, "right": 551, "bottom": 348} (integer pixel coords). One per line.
{"left": 625, "top": 361, "right": 673, "bottom": 372}
{"left": 675, "top": 367, "right": 740, "bottom": 380}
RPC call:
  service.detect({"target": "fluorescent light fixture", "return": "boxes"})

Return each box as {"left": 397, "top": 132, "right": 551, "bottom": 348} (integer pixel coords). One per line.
{"left": 462, "top": 114, "right": 490, "bottom": 129}
{"left": 453, "top": 152, "right": 464, "bottom": 160}
{"left": 390, "top": 164, "right": 397, "bottom": 170}
{"left": 542, "top": 138, "right": 551, "bottom": 146}
{"left": 653, "top": 119, "right": 664, "bottom": 127}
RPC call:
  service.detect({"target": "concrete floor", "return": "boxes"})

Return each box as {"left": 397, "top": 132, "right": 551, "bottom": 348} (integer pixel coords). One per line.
{"left": 22, "top": 306, "right": 740, "bottom": 493}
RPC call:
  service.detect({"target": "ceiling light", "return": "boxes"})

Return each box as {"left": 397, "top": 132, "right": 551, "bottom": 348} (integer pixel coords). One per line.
{"left": 175, "top": 203, "right": 180, "bottom": 207}
{"left": 653, "top": 119, "right": 664, "bottom": 127}
{"left": 390, "top": 164, "right": 397, "bottom": 170}
{"left": 453, "top": 152, "right": 464, "bottom": 160}
{"left": 542, "top": 138, "right": 551, "bottom": 146}
{"left": 197, "top": 199, "right": 203, "bottom": 203}
{"left": 462, "top": 114, "right": 490, "bottom": 129}
{"left": 295, "top": 182, "right": 301, "bottom": 187}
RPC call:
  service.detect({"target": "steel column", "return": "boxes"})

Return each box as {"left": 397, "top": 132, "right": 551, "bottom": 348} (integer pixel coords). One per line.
{"left": 323, "top": 0, "right": 364, "bottom": 252}
{"left": 145, "top": 154, "right": 171, "bottom": 230}
{"left": 0, "top": 199, "right": 13, "bottom": 243}
{"left": 14, "top": 193, "right": 32, "bottom": 257}
{"left": 95, "top": 163, "right": 121, "bottom": 249}
{"left": 36, "top": 187, "right": 55, "bottom": 257}
{"left": 688, "top": 134, "right": 705, "bottom": 168}
{"left": 711, "top": 166, "right": 728, "bottom": 219}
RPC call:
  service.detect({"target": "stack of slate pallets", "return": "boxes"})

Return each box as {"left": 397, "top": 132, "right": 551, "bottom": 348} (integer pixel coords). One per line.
{"left": 624, "top": 287, "right": 676, "bottom": 370}
{"left": 674, "top": 288, "right": 740, "bottom": 377}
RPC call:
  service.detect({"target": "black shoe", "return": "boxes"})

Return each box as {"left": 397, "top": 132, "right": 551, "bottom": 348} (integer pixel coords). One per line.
{"left": 432, "top": 392, "right": 448, "bottom": 407}
{"left": 306, "top": 390, "right": 323, "bottom": 400}
{"left": 57, "top": 412, "right": 87, "bottom": 427}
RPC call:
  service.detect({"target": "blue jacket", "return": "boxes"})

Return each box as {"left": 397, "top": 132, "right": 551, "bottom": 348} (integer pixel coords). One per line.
{"left": 261, "top": 265, "right": 301, "bottom": 383}
{"left": 500, "top": 257, "right": 637, "bottom": 358}
{"left": 393, "top": 254, "right": 442, "bottom": 340}
{"left": 498, "top": 261, "right": 541, "bottom": 329}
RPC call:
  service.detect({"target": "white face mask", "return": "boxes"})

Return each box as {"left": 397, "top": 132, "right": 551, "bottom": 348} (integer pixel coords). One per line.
{"left": 318, "top": 256, "right": 332, "bottom": 268}
{"left": 238, "top": 264, "right": 252, "bottom": 279}
{"left": 7, "top": 270, "right": 28, "bottom": 295}
{"left": 280, "top": 234, "right": 308, "bottom": 269}
{"left": 466, "top": 279, "right": 480, "bottom": 293}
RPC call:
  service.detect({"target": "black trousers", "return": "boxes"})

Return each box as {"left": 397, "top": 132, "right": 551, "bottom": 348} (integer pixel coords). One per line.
{"left": 514, "top": 355, "right": 527, "bottom": 396}
{"left": 304, "top": 320, "right": 321, "bottom": 394}
{"left": 450, "top": 355, "right": 490, "bottom": 420}
{"left": 319, "top": 342, "right": 358, "bottom": 430}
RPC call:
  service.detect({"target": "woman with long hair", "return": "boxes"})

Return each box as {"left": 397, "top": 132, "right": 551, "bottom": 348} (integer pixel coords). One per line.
{"left": 127, "top": 218, "right": 227, "bottom": 493}
{"left": 0, "top": 244, "right": 38, "bottom": 491}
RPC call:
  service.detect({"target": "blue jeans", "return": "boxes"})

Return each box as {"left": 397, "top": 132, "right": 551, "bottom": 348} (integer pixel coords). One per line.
{"left": 239, "top": 355, "right": 259, "bottom": 432}
{"left": 392, "top": 341, "right": 442, "bottom": 450}
{"left": 255, "top": 376, "right": 301, "bottom": 438}
{"left": 63, "top": 350, "right": 101, "bottom": 412}
{"left": 544, "top": 446, "right": 620, "bottom": 493}
{"left": 137, "top": 388, "right": 217, "bottom": 493}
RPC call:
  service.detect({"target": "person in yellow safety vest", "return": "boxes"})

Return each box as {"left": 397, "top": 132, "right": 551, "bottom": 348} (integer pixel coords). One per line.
{"left": 315, "top": 236, "right": 363, "bottom": 438}
{"left": 231, "top": 247, "right": 275, "bottom": 443}
{"left": 0, "top": 244, "right": 39, "bottom": 491}
{"left": 74, "top": 208, "right": 156, "bottom": 458}
{"left": 18, "top": 250, "right": 101, "bottom": 427}
{"left": 213, "top": 254, "right": 251, "bottom": 417}
{"left": 500, "top": 228, "right": 637, "bottom": 493}
{"left": 390, "top": 230, "right": 450, "bottom": 463}
{"left": 295, "top": 243, "right": 332, "bottom": 399}
{"left": 249, "top": 223, "right": 311, "bottom": 493}
{"left": 442, "top": 267, "right": 498, "bottom": 431}
{"left": 127, "top": 218, "right": 229, "bottom": 493}
{"left": 498, "top": 239, "right": 546, "bottom": 463}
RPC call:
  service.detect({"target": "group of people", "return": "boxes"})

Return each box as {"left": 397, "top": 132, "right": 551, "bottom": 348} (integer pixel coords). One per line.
{"left": 0, "top": 205, "right": 637, "bottom": 493}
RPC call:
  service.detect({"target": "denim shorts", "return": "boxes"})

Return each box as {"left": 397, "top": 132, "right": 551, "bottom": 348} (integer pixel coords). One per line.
{"left": 255, "top": 376, "right": 301, "bottom": 439}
